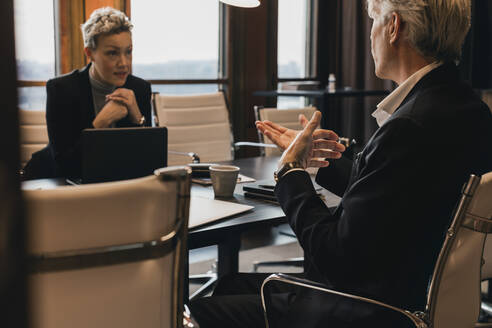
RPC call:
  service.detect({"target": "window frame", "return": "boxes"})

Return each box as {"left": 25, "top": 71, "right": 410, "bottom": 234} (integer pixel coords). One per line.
{"left": 16, "top": 1, "right": 228, "bottom": 92}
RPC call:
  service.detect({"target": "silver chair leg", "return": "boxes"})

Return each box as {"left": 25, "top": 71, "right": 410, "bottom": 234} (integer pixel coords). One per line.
{"left": 189, "top": 273, "right": 218, "bottom": 300}
{"left": 189, "top": 260, "right": 218, "bottom": 300}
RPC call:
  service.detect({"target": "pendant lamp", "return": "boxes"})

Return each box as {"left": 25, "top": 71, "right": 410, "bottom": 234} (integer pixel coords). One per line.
{"left": 219, "top": 0, "right": 260, "bottom": 8}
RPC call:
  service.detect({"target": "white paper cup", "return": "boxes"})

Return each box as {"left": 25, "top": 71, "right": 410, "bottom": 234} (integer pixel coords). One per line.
{"left": 209, "top": 165, "right": 240, "bottom": 198}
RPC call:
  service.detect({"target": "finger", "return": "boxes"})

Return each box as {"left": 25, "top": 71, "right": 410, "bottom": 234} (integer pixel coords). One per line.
{"left": 261, "top": 128, "right": 288, "bottom": 149}
{"left": 263, "top": 130, "right": 281, "bottom": 144}
{"left": 313, "top": 139, "right": 346, "bottom": 152}
{"left": 302, "top": 111, "right": 321, "bottom": 136}
{"left": 311, "top": 149, "right": 343, "bottom": 159}
{"left": 257, "top": 122, "right": 282, "bottom": 139}
{"left": 307, "top": 158, "right": 330, "bottom": 168}
{"left": 107, "top": 96, "right": 129, "bottom": 105}
{"left": 108, "top": 89, "right": 129, "bottom": 99}
{"left": 312, "top": 129, "right": 339, "bottom": 141}
{"left": 262, "top": 120, "right": 288, "bottom": 133}
{"left": 299, "top": 114, "right": 309, "bottom": 128}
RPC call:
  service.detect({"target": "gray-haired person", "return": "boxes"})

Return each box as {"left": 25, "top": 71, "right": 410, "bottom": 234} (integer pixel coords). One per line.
{"left": 191, "top": 1, "right": 492, "bottom": 327}
{"left": 45, "top": 7, "right": 151, "bottom": 178}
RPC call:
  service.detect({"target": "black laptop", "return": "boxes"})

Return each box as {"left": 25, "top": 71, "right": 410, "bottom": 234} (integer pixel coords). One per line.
{"left": 78, "top": 127, "right": 167, "bottom": 184}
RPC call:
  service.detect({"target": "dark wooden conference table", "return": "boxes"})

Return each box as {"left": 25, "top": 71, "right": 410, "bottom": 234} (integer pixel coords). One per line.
{"left": 189, "top": 156, "right": 340, "bottom": 279}
{"left": 22, "top": 156, "right": 341, "bottom": 298}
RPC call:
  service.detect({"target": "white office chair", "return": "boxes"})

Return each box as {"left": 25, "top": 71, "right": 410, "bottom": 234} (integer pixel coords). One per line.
{"left": 153, "top": 92, "right": 234, "bottom": 165}
{"left": 152, "top": 92, "right": 275, "bottom": 299}
{"left": 19, "top": 109, "right": 48, "bottom": 168}
{"left": 25, "top": 167, "right": 191, "bottom": 328}
{"left": 261, "top": 171, "right": 492, "bottom": 328}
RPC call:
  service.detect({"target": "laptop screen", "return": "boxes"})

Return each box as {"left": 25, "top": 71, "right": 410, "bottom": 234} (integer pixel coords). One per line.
{"left": 81, "top": 127, "right": 167, "bottom": 183}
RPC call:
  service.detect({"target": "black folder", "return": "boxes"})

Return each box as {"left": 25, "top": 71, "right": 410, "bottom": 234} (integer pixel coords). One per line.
{"left": 243, "top": 180, "right": 278, "bottom": 203}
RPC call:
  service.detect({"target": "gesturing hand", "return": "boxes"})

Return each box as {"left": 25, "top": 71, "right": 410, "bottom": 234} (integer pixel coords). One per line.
{"left": 256, "top": 112, "right": 345, "bottom": 168}
{"left": 106, "top": 88, "right": 143, "bottom": 124}
{"left": 255, "top": 114, "right": 309, "bottom": 151}
{"left": 279, "top": 111, "right": 345, "bottom": 168}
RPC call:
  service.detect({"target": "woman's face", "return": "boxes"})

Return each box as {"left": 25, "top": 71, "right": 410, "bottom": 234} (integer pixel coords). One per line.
{"left": 85, "top": 31, "right": 132, "bottom": 87}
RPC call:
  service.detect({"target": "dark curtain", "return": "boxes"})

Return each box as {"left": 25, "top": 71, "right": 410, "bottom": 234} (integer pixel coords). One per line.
{"left": 318, "top": 0, "right": 394, "bottom": 148}
{"left": 459, "top": 0, "right": 492, "bottom": 89}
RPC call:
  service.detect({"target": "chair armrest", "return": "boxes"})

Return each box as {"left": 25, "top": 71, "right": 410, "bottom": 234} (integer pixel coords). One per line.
{"left": 234, "top": 141, "right": 278, "bottom": 150}
{"left": 168, "top": 150, "right": 200, "bottom": 164}
{"left": 235, "top": 139, "right": 356, "bottom": 151}
{"left": 260, "top": 273, "right": 427, "bottom": 328}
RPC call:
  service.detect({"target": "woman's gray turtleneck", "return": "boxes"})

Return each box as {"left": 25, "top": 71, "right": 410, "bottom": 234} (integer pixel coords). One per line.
{"left": 88, "top": 68, "right": 117, "bottom": 122}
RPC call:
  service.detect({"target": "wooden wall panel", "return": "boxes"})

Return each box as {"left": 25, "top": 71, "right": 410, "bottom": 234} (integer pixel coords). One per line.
{"left": 227, "top": 1, "right": 277, "bottom": 158}
{"left": 59, "top": 0, "right": 129, "bottom": 74}
{"left": 58, "top": 0, "right": 86, "bottom": 73}
{"left": 85, "top": 0, "right": 128, "bottom": 19}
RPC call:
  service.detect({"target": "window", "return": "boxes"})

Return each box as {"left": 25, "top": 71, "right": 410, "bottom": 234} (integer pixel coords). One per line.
{"left": 131, "top": 0, "right": 223, "bottom": 95}
{"left": 278, "top": 0, "right": 307, "bottom": 79}
{"left": 277, "top": 0, "right": 317, "bottom": 108}
{"left": 278, "top": 0, "right": 315, "bottom": 79}
{"left": 14, "top": 0, "right": 56, "bottom": 110}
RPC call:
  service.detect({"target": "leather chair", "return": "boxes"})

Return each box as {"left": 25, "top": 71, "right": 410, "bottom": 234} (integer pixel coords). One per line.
{"left": 25, "top": 167, "right": 191, "bottom": 328}
{"left": 261, "top": 172, "right": 492, "bottom": 328}
{"left": 19, "top": 109, "right": 48, "bottom": 168}
{"left": 152, "top": 91, "right": 234, "bottom": 165}
{"left": 152, "top": 92, "right": 279, "bottom": 299}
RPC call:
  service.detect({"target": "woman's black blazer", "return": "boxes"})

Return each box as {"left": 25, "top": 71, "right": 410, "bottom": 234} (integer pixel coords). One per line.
{"left": 45, "top": 64, "right": 152, "bottom": 178}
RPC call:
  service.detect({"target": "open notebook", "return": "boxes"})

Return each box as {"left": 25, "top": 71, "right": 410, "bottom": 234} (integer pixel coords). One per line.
{"left": 189, "top": 196, "right": 254, "bottom": 228}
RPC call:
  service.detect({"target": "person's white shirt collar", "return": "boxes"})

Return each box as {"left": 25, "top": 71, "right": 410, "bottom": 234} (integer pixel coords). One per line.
{"left": 372, "top": 61, "right": 443, "bottom": 127}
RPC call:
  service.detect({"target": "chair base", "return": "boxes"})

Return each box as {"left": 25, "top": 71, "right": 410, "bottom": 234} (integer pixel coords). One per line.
{"left": 189, "top": 272, "right": 218, "bottom": 300}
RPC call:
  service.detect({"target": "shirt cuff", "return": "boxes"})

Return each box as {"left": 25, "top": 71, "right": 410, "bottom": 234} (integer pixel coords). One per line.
{"left": 282, "top": 168, "right": 305, "bottom": 178}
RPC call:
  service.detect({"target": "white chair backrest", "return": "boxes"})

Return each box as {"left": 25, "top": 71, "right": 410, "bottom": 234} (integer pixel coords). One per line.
{"left": 153, "top": 92, "right": 233, "bottom": 165}
{"left": 24, "top": 167, "right": 191, "bottom": 328}
{"left": 19, "top": 109, "right": 48, "bottom": 167}
{"left": 257, "top": 107, "right": 318, "bottom": 156}
{"left": 427, "top": 172, "right": 492, "bottom": 328}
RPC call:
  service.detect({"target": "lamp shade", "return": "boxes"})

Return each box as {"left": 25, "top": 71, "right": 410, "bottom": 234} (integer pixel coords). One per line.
{"left": 219, "top": 0, "right": 260, "bottom": 8}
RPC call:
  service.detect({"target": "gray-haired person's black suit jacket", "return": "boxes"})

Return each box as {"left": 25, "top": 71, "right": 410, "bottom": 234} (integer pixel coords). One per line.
{"left": 274, "top": 63, "right": 492, "bottom": 326}
{"left": 45, "top": 64, "right": 152, "bottom": 178}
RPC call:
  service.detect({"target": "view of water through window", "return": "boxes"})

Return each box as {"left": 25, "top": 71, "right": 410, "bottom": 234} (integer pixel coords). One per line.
{"left": 131, "top": 0, "right": 220, "bottom": 94}
{"left": 14, "top": 0, "right": 313, "bottom": 107}
{"left": 14, "top": 0, "right": 55, "bottom": 110}
{"left": 278, "top": 0, "right": 308, "bottom": 79}
{"left": 278, "top": 0, "right": 310, "bottom": 108}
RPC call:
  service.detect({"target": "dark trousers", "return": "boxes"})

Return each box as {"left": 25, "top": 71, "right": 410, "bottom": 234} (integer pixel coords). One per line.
{"left": 189, "top": 273, "right": 298, "bottom": 328}
{"left": 189, "top": 273, "right": 417, "bottom": 328}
